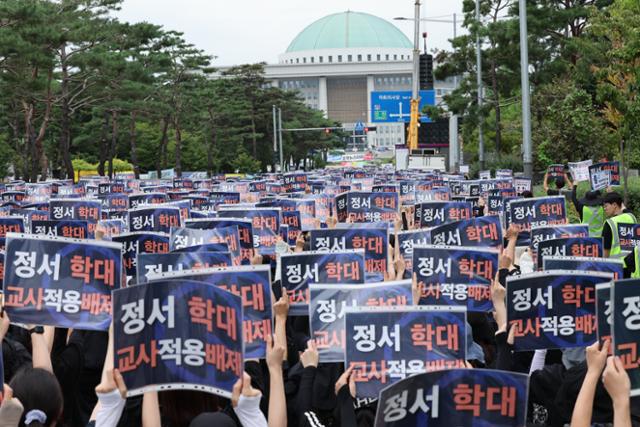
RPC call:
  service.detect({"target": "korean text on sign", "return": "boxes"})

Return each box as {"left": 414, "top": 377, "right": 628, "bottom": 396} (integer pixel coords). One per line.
{"left": 3, "top": 233, "right": 122, "bottom": 331}
{"left": 113, "top": 279, "right": 243, "bottom": 398}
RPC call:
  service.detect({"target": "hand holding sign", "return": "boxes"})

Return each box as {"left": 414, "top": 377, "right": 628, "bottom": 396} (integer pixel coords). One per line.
{"left": 300, "top": 340, "right": 319, "bottom": 368}
{"left": 334, "top": 366, "right": 356, "bottom": 397}
{"left": 602, "top": 356, "right": 631, "bottom": 405}
{"left": 94, "top": 369, "right": 127, "bottom": 399}
{"left": 585, "top": 339, "right": 610, "bottom": 375}
{"left": 265, "top": 335, "right": 285, "bottom": 371}
{"left": 0, "top": 311, "right": 9, "bottom": 342}
{"left": 231, "top": 372, "right": 262, "bottom": 408}
{"left": 273, "top": 291, "right": 289, "bottom": 320}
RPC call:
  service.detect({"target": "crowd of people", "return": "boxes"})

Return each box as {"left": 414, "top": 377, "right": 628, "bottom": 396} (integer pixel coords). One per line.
{"left": 0, "top": 167, "right": 638, "bottom": 427}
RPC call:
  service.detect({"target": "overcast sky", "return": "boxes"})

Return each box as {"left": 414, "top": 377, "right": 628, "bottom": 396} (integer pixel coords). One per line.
{"left": 116, "top": 0, "right": 465, "bottom": 66}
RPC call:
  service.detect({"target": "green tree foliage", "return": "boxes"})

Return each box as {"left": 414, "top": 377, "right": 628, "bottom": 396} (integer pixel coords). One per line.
{"left": 532, "top": 78, "right": 615, "bottom": 168}
{"left": 230, "top": 146, "right": 262, "bottom": 174}
{"left": 0, "top": 0, "right": 337, "bottom": 181}
{"left": 434, "top": 0, "right": 626, "bottom": 170}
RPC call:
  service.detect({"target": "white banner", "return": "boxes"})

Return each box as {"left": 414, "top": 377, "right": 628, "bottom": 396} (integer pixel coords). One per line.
{"left": 568, "top": 160, "right": 592, "bottom": 183}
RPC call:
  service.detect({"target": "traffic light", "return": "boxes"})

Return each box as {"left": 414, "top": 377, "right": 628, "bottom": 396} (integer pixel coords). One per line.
{"left": 419, "top": 53, "right": 434, "bottom": 90}
{"left": 324, "top": 128, "right": 331, "bottom": 134}
{"left": 364, "top": 126, "right": 377, "bottom": 134}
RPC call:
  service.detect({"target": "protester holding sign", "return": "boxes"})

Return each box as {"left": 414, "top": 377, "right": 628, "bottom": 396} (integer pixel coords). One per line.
{"left": 0, "top": 167, "right": 638, "bottom": 427}
{"left": 569, "top": 182, "right": 605, "bottom": 237}
{"left": 543, "top": 169, "right": 570, "bottom": 196}
{"left": 570, "top": 340, "right": 633, "bottom": 427}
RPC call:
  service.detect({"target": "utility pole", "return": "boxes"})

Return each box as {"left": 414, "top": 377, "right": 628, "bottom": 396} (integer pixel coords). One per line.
{"left": 277, "top": 108, "right": 284, "bottom": 172}
{"left": 519, "top": 0, "right": 533, "bottom": 178}
{"left": 272, "top": 105, "right": 278, "bottom": 171}
{"left": 451, "top": 12, "right": 460, "bottom": 172}
{"left": 407, "top": 0, "right": 421, "bottom": 151}
{"left": 475, "top": 0, "right": 485, "bottom": 170}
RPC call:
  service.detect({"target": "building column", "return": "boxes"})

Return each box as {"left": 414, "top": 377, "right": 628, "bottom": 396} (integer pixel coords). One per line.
{"left": 318, "top": 77, "right": 328, "bottom": 118}
{"left": 449, "top": 114, "right": 459, "bottom": 172}
{"left": 270, "top": 79, "right": 279, "bottom": 88}
{"left": 366, "top": 75, "right": 375, "bottom": 123}
{"left": 366, "top": 75, "right": 375, "bottom": 148}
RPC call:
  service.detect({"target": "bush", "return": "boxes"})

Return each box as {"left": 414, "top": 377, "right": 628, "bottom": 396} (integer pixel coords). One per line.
{"left": 230, "top": 148, "right": 261, "bottom": 174}
{"left": 311, "top": 153, "right": 326, "bottom": 169}
{"left": 112, "top": 158, "right": 134, "bottom": 172}
{"left": 72, "top": 158, "right": 133, "bottom": 172}
{"left": 72, "top": 158, "right": 95, "bottom": 171}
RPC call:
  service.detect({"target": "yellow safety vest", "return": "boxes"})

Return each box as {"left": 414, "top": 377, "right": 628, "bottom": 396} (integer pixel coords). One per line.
{"left": 607, "top": 212, "right": 638, "bottom": 259}
{"left": 582, "top": 205, "right": 605, "bottom": 238}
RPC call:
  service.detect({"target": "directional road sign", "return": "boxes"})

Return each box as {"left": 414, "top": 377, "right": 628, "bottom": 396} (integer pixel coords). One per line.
{"left": 371, "top": 90, "right": 436, "bottom": 123}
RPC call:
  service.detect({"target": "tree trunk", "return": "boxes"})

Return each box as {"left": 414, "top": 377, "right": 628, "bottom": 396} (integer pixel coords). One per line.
{"left": 98, "top": 111, "right": 109, "bottom": 176}
{"left": 35, "top": 71, "right": 53, "bottom": 182}
{"left": 23, "top": 104, "right": 37, "bottom": 183}
{"left": 59, "top": 100, "right": 73, "bottom": 180}
{"left": 174, "top": 117, "right": 182, "bottom": 178}
{"left": 8, "top": 110, "right": 22, "bottom": 179}
{"left": 622, "top": 138, "right": 629, "bottom": 206}
{"left": 108, "top": 110, "right": 118, "bottom": 179}
{"left": 157, "top": 114, "right": 170, "bottom": 177}
{"left": 250, "top": 115, "right": 257, "bottom": 157}
{"left": 24, "top": 99, "right": 52, "bottom": 181}
{"left": 207, "top": 124, "right": 216, "bottom": 177}
{"left": 130, "top": 111, "right": 140, "bottom": 179}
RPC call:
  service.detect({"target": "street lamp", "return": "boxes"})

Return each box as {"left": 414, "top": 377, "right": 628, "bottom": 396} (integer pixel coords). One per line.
{"left": 410, "top": 1, "right": 421, "bottom": 153}
{"left": 475, "top": 0, "right": 484, "bottom": 171}
{"left": 519, "top": 0, "right": 533, "bottom": 178}
{"left": 394, "top": 13, "right": 462, "bottom": 171}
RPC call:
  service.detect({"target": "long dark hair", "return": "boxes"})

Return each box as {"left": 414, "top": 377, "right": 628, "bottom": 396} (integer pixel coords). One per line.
{"left": 10, "top": 367, "right": 63, "bottom": 427}
{"left": 159, "top": 390, "right": 228, "bottom": 427}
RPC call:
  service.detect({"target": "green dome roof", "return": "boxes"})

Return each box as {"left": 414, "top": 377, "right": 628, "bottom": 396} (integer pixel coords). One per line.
{"left": 286, "top": 11, "right": 413, "bottom": 52}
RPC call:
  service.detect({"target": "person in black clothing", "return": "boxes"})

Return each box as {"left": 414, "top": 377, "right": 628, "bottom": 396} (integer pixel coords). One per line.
{"left": 543, "top": 171, "right": 571, "bottom": 196}
{"left": 570, "top": 186, "right": 602, "bottom": 222}
{"left": 10, "top": 367, "right": 64, "bottom": 427}
{"left": 624, "top": 250, "right": 636, "bottom": 278}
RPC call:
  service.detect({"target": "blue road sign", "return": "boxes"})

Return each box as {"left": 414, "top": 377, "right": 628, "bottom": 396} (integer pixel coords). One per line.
{"left": 371, "top": 90, "right": 436, "bottom": 123}
{"left": 355, "top": 121, "right": 365, "bottom": 132}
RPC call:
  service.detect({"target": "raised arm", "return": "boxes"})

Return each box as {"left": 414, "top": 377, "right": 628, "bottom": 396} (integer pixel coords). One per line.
{"left": 571, "top": 185, "right": 583, "bottom": 218}
{"left": 30, "top": 325, "right": 53, "bottom": 373}
{"left": 273, "top": 288, "right": 289, "bottom": 361}
{"left": 91, "top": 323, "right": 128, "bottom": 427}
{"left": 142, "top": 392, "right": 161, "bottom": 427}
{"left": 504, "top": 224, "right": 518, "bottom": 269}
{"left": 266, "top": 334, "right": 287, "bottom": 427}
{"left": 296, "top": 340, "right": 319, "bottom": 421}
{"left": 602, "top": 356, "right": 632, "bottom": 427}
{"left": 570, "top": 340, "right": 609, "bottom": 427}
{"left": 543, "top": 171, "right": 550, "bottom": 192}
{"left": 232, "top": 372, "right": 268, "bottom": 427}
{"left": 564, "top": 172, "right": 574, "bottom": 190}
